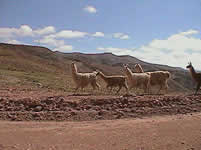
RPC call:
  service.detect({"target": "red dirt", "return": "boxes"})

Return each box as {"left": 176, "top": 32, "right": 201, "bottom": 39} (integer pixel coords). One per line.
{"left": 0, "top": 88, "right": 201, "bottom": 150}
{"left": 0, "top": 88, "right": 200, "bottom": 121}
{"left": 0, "top": 113, "right": 200, "bottom": 150}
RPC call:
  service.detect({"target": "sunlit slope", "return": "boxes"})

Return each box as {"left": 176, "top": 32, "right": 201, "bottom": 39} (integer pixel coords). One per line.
{"left": 0, "top": 43, "right": 193, "bottom": 92}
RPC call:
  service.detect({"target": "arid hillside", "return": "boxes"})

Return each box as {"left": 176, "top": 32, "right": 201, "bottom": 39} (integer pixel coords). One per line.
{"left": 0, "top": 43, "right": 194, "bottom": 93}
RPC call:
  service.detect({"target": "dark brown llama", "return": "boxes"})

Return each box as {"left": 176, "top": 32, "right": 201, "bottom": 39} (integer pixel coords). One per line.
{"left": 97, "top": 71, "right": 128, "bottom": 94}
{"left": 186, "top": 62, "right": 201, "bottom": 95}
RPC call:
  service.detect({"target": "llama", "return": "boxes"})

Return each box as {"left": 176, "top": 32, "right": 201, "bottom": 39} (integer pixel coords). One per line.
{"left": 134, "top": 64, "right": 144, "bottom": 73}
{"left": 134, "top": 63, "right": 171, "bottom": 94}
{"left": 123, "top": 64, "right": 150, "bottom": 93}
{"left": 186, "top": 62, "right": 201, "bottom": 95}
{"left": 71, "top": 62, "right": 100, "bottom": 92}
{"left": 97, "top": 71, "right": 128, "bottom": 94}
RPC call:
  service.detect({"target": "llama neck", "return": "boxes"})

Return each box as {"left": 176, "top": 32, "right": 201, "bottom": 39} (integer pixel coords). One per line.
{"left": 139, "top": 67, "right": 144, "bottom": 73}
{"left": 99, "top": 72, "right": 108, "bottom": 81}
{"left": 71, "top": 65, "right": 78, "bottom": 77}
{"left": 125, "top": 68, "right": 133, "bottom": 78}
{"left": 136, "top": 65, "right": 144, "bottom": 73}
{"left": 189, "top": 67, "right": 197, "bottom": 81}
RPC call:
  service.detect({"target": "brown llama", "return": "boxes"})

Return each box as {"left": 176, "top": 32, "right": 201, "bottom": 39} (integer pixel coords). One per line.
{"left": 97, "top": 71, "right": 129, "bottom": 94}
{"left": 186, "top": 62, "right": 201, "bottom": 95}
{"left": 134, "top": 63, "right": 171, "bottom": 94}
{"left": 123, "top": 64, "right": 150, "bottom": 94}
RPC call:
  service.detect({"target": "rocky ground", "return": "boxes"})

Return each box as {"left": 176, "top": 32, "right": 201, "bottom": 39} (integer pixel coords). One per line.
{"left": 0, "top": 87, "right": 200, "bottom": 150}
{"left": 0, "top": 87, "right": 200, "bottom": 121}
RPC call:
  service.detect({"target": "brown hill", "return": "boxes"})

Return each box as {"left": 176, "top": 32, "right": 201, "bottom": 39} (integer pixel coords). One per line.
{"left": 0, "top": 43, "right": 194, "bottom": 93}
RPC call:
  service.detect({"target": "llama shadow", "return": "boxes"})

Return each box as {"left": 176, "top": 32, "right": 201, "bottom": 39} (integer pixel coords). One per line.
{"left": 121, "top": 93, "right": 136, "bottom": 97}
{"left": 185, "top": 93, "right": 201, "bottom": 96}
{"left": 139, "top": 93, "right": 164, "bottom": 96}
{"left": 68, "top": 93, "right": 93, "bottom": 96}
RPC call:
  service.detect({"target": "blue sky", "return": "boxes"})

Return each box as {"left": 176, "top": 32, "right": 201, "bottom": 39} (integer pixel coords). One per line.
{"left": 1, "top": 0, "right": 201, "bottom": 69}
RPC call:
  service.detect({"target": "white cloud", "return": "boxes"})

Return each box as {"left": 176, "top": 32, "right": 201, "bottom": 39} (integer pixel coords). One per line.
{"left": 0, "top": 25, "right": 90, "bottom": 40}
{"left": 35, "top": 37, "right": 73, "bottom": 52}
{"left": 18, "top": 25, "right": 33, "bottom": 37}
{"left": 0, "top": 27, "right": 17, "bottom": 38}
{"left": 113, "top": 33, "right": 130, "bottom": 40}
{"left": 179, "top": 29, "right": 199, "bottom": 36}
{"left": 34, "top": 26, "right": 56, "bottom": 35}
{"left": 34, "top": 37, "right": 65, "bottom": 47}
{"left": 97, "top": 47, "right": 134, "bottom": 55}
{"left": 0, "top": 25, "right": 56, "bottom": 39}
{"left": 92, "top": 32, "right": 104, "bottom": 37}
{"left": 0, "top": 25, "right": 33, "bottom": 38}
{"left": 47, "top": 30, "right": 88, "bottom": 39}
{"left": 84, "top": 5, "right": 97, "bottom": 13}
{"left": 5, "top": 39, "right": 23, "bottom": 45}
{"left": 97, "top": 29, "right": 201, "bottom": 70}
{"left": 53, "top": 45, "right": 73, "bottom": 52}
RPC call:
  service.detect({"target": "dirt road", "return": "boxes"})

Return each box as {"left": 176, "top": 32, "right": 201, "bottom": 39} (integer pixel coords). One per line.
{"left": 0, "top": 113, "right": 200, "bottom": 150}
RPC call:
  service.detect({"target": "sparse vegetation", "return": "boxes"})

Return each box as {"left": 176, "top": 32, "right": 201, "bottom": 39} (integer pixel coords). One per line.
{"left": 0, "top": 43, "right": 194, "bottom": 94}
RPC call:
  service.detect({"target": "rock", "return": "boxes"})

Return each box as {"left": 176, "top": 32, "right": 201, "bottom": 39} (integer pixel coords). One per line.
{"left": 92, "top": 106, "right": 101, "bottom": 111}
{"left": 34, "top": 106, "right": 43, "bottom": 112}
{"left": 123, "top": 108, "right": 132, "bottom": 112}
{"left": 115, "top": 114, "right": 122, "bottom": 119}
{"left": 71, "top": 110, "right": 77, "bottom": 115}
{"left": 95, "top": 115, "right": 103, "bottom": 119}
{"left": 32, "top": 113, "right": 41, "bottom": 118}
{"left": 98, "top": 110, "right": 108, "bottom": 116}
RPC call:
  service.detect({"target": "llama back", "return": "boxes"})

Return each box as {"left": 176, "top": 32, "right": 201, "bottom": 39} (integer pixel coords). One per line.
{"left": 149, "top": 71, "right": 170, "bottom": 84}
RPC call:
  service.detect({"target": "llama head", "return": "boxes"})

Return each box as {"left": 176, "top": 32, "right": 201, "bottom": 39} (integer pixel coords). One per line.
{"left": 123, "top": 64, "right": 132, "bottom": 74}
{"left": 71, "top": 62, "right": 77, "bottom": 72}
{"left": 186, "top": 62, "right": 192, "bottom": 69}
{"left": 123, "top": 64, "right": 129, "bottom": 68}
{"left": 134, "top": 64, "right": 143, "bottom": 72}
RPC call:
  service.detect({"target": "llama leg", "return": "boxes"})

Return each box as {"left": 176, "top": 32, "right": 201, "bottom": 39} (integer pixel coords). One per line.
{"left": 91, "top": 82, "right": 97, "bottom": 90}
{"left": 146, "top": 84, "right": 150, "bottom": 94}
{"left": 106, "top": 85, "right": 111, "bottom": 92}
{"left": 95, "top": 82, "right": 100, "bottom": 89}
{"left": 129, "top": 86, "right": 134, "bottom": 94}
{"left": 106, "top": 84, "right": 109, "bottom": 89}
{"left": 143, "top": 83, "right": 147, "bottom": 94}
{"left": 81, "top": 86, "right": 84, "bottom": 92}
{"left": 123, "top": 83, "right": 129, "bottom": 94}
{"left": 74, "top": 85, "right": 80, "bottom": 93}
{"left": 149, "top": 88, "right": 152, "bottom": 94}
{"left": 116, "top": 86, "right": 122, "bottom": 94}
{"left": 164, "top": 83, "right": 168, "bottom": 94}
{"left": 195, "top": 82, "right": 201, "bottom": 95}
{"left": 157, "top": 85, "right": 162, "bottom": 94}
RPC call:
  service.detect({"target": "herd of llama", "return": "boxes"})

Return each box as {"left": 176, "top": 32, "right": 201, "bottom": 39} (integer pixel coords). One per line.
{"left": 71, "top": 62, "right": 201, "bottom": 95}
{"left": 71, "top": 62, "right": 171, "bottom": 95}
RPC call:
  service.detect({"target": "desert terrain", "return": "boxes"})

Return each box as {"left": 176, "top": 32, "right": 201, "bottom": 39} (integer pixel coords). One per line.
{"left": 0, "top": 113, "right": 200, "bottom": 150}
{"left": 0, "top": 43, "right": 200, "bottom": 149}
{"left": 0, "top": 87, "right": 200, "bottom": 150}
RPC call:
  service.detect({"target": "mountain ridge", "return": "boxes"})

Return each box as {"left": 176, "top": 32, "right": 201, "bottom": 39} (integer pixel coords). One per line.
{"left": 0, "top": 43, "right": 194, "bottom": 93}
